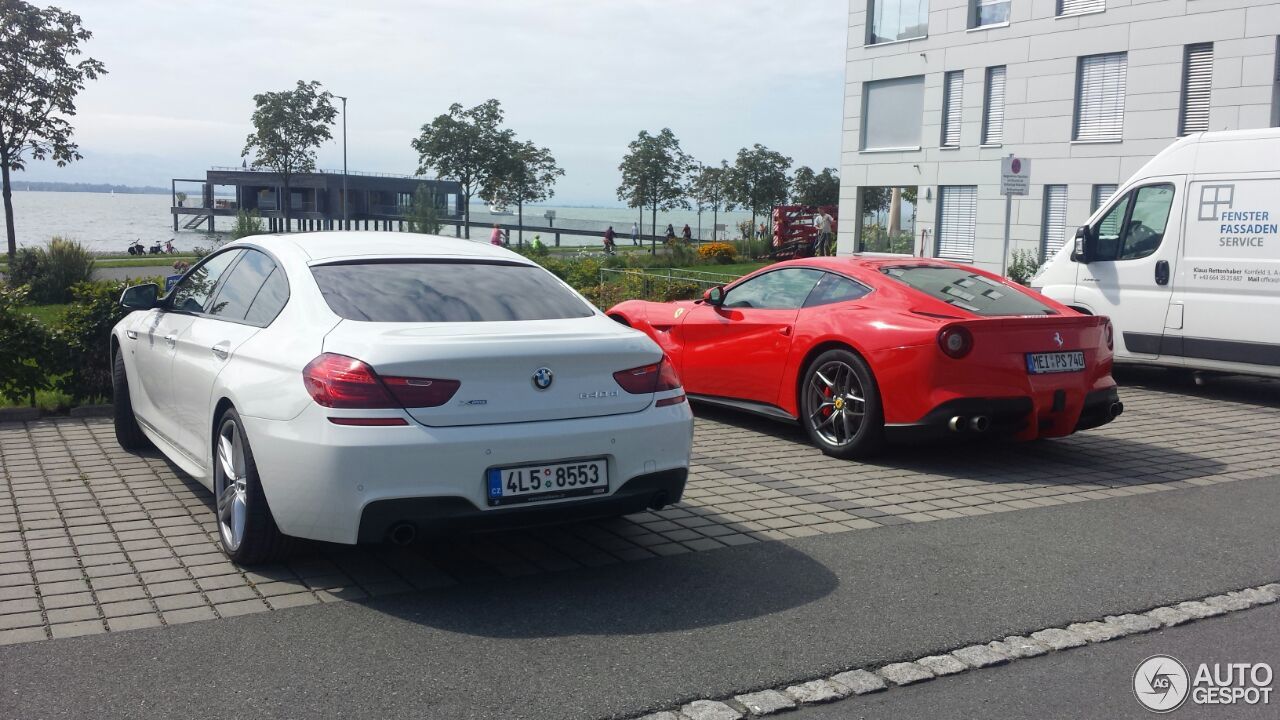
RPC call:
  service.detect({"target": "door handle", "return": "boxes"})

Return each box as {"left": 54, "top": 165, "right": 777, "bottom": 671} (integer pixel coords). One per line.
{"left": 211, "top": 344, "right": 230, "bottom": 360}
{"left": 1154, "top": 260, "right": 1170, "bottom": 286}
{"left": 164, "top": 334, "right": 177, "bottom": 348}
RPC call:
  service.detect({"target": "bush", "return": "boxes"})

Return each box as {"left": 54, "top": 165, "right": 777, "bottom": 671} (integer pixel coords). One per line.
{"left": 50, "top": 280, "right": 141, "bottom": 403}
{"left": 731, "top": 237, "right": 770, "bottom": 260}
{"left": 230, "top": 209, "right": 265, "bottom": 240}
{"left": 10, "top": 237, "right": 97, "bottom": 304}
{"left": 697, "top": 242, "right": 737, "bottom": 264}
{"left": 0, "top": 285, "right": 52, "bottom": 406}
{"left": 1007, "top": 249, "right": 1043, "bottom": 285}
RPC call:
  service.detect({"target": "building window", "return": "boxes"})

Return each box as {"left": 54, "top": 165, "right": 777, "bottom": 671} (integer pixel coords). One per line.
{"left": 1091, "top": 183, "right": 1117, "bottom": 213}
{"left": 867, "top": 0, "right": 929, "bottom": 45}
{"left": 1041, "top": 185, "right": 1068, "bottom": 260}
{"left": 936, "top": 186, "right": 977, "bottom": 262}
{"left": 971, "top": 0, "right": 1010, "bottom": 28}
{"left": 1057, "top": 0, "right": 1103, "bottom": 17}
{"left": 858, "top": 186, "right": 918, "bottom": 253}
{"left": 862, "top": 76, "right": 925, "bottom": 150}
{"left": 941, "top": 71, "right": 963, "bottom": 148}
{"left": 1074, "top": 52, "right": 1127, "bottom": 142}
{"left": 1179, "top": 43, "right": 1213, "bottom": 135}
{"left": 982, "top": 66, "right": 1006, "bottom": 145}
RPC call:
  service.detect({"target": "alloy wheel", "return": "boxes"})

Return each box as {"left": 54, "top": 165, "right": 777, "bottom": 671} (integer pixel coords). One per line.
{"left": 805, "top": 360, "right": 867, "bottom": 447}
{"left": 215, "top": 419, "right": 248, "bottom": 552}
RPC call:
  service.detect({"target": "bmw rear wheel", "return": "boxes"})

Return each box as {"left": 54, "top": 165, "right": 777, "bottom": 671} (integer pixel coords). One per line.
{"left": 801, "top": 349, "right": 884, "bottom": 459}
{"left": 214, "top": 408, "right": 291, "bottom": 564}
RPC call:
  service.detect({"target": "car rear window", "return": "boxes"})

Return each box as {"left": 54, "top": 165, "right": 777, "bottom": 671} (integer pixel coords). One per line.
{"left": 310, "top": 260, "right": 595, "bottom": 322}
{"left": 881, "top": 265, "right": 1058, "bottom": 316}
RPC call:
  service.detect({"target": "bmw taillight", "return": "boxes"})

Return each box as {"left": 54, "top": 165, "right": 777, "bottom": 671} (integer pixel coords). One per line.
{"left": 614, "top": 357, "right": 682, "bottom": 395}
{"left": 1104, "top": 318, "right": 1114, "bottom": 350}
{"left": 303, "top": 353, "right": 459, "bottom": 410}
{"left": 937, "top": 326, "right": 974, "bottom": 359}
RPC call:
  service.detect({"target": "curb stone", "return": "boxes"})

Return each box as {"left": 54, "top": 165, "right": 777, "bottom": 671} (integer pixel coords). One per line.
{"left": 623, "top": 581, "right": 1280, "bottom": 720}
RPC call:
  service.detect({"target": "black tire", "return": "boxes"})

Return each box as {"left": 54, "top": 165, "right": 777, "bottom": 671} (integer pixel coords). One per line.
{"left": 112, "top": 350, "right": 153, "bottom": 451}
{"left": 799, "top": 348, "right": 884, "bottom": 459}
{"left": 213, "top": 408, "right": 292, "bottom": 564}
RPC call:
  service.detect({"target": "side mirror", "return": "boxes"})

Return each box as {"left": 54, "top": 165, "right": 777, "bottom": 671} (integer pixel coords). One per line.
{"left": 1071, "top": 226, "right": 1094, "bottom": 264}
{"left": 120, "top": 283, "right": 160, "bottom": 311}
{"left": 702, "top": 286, "right": 725, "bottom": 306}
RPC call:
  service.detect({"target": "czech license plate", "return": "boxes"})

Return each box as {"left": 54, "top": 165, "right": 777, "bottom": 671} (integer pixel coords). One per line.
{"left": 1026, "top": 351, "right": 1086, "bottom": 374}
{"left": 486, "top": 458, "right": 608, "bottom": 507}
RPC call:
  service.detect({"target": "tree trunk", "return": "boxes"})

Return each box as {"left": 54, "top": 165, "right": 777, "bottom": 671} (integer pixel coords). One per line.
{"left": 650, "top": 202, "right": 657, "bottom": 256}
{"left": 713, "top": 206, "right": 719, "bottom": 243}
{"left": 463, "top": 192, "right": 472, "bottom": 239}
{"left": 889, "top": 187, "right": 902, "bottom": 237}
{"left": 281, "top": 177, "right": 292, "bottom": 233}
{"left": 1, "top": 154, "right": 15, "bottom": 263}
{"left": 517, "top": 200, "right": 523, "bottom": 248}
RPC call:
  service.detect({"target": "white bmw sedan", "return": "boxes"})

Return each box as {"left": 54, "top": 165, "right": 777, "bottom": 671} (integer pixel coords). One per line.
{"left": 111, "top": 232, "right": 693, "bottom": 564}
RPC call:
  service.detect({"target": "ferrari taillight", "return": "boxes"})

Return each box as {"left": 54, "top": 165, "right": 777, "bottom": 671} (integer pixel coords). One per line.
{"left": 614, "top": 357, "right": 682, "bottom": 394}
{"left": 303, "top": 353, "right": 459, "bottom": 409}
{"left": 937, "top": 326, "right": 974, "bottom": 359}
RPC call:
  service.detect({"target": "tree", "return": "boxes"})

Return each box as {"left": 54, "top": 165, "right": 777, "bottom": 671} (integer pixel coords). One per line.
{"left": 725, "top": 144, "right": 792, "bottom": 236}
{"left": 412, "top": 99, "right": 514, "bottom": 239}
{"left": 406, "top": 185, "right": 442, "bottom": 235}
{"left": 241, "top": 80, "right": 336, "bottom": 232}
{"left": 0, "top": 1, "right": 106, "bottom": 261}
{"left": 690, "top": 161, "right": 733, "bottom": 242}
{"left": 483, "top": 139, "right": 562, "bottom": 248}
{"left": 791, "top": 166, "right": 840, "bottom": 207}
{"left": 617, "top": 128, "right": 692, "bottom": 254}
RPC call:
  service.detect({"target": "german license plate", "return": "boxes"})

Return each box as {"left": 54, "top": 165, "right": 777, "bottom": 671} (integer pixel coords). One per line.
{"left": 486, "top": 458, "right": 608, "bottom": 507}
{"left": 1026, "top": 351, "right": 1086, "bottom": 374}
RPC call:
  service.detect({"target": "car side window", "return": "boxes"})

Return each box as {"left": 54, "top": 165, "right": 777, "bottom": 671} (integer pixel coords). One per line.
{"left": 722, "top": 268, "right": 824, "bottom": 310}
{"left": 206, "top": 249, "right": 277, "bottom": 321}
{"left": 243, "top": 267, "right": 289, "bottom": 326}
{"left": 1091, "top": 184, "right": 1174, "bottom": 262}
{"left": 804, "top": 273, "right": 871, "bottom": 308}
{"left": 168, "top": 250, "right": 242, "bottom": 315}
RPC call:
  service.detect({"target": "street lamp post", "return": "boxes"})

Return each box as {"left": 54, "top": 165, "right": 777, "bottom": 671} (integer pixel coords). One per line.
{"left": 336, "top": 95, "right": 348, "bottom": 230}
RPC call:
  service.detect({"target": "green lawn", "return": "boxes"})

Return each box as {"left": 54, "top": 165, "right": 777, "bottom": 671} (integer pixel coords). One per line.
{"left": 0, "top": 388, "right": 74, "bottom": 411}
{"left": 18, "top": 303, "right": 70, "bottom": 325}
{"left": 95, "top": 256, "right": 197, "bottom": 268}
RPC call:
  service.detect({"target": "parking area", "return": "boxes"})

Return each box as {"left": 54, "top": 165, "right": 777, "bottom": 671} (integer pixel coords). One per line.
{"left": 2, "top": 369, "right": 1279, "bottom": 645}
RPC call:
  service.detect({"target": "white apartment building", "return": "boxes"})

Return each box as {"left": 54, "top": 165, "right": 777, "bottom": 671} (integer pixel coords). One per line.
{"left": 837, "top": 0, "right": 1280, "bottom": 272}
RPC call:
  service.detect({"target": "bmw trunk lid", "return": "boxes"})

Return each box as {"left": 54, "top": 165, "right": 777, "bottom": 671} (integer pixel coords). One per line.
{"left": 321, "top": 317, "right": 662, "bottom": 426}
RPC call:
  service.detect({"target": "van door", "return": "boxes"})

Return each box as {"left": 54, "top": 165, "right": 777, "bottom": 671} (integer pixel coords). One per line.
{"left": 1167, "top": 176, "right": 1280, "bottom": 375}
{"left": 1075, "top": 179, "right": 1182, "bottom": 361}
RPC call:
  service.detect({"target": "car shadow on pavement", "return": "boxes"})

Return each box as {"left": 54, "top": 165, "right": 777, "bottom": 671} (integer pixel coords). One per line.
{"left": 1113, "top": 365, "right": 1280, "bottom": 409}
{"left": 356, "top": 537, "right": 839, "bottom": 639}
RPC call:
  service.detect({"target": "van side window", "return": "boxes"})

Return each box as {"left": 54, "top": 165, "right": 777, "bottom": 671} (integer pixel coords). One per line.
{"left": 1091, "top": 184, "right": 1175, "bottom": 261}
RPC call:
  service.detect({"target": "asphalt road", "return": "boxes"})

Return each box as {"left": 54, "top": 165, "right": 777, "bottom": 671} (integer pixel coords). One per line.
{"left": 2, "top": 477, "right": 1279, "bottom": 720}
{"left": 792, "top": 602, "right": 1280, "bottom": 720}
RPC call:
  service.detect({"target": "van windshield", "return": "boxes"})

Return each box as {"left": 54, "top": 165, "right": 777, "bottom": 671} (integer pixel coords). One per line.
{"left": 882, "top": 266, "right": 1059, "bottom": 316}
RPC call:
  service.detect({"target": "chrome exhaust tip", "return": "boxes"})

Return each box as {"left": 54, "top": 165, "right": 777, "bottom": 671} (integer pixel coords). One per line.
{"left": 388, "top": 522, "right": 417, "bottom": 546}
{"left": 947, "top": 416, "right": 967, "bottom": 433}
{"left": 969, "top": 416, "right": 991, "bottom": 433}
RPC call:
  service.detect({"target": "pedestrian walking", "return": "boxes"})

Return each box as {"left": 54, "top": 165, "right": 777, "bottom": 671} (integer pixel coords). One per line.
{"left": 604, "top": 226, "right": 617, "bottom": 254}
{"left": 816, "top": 211, "right": 834, "bottom": 255}
{"left": 489, "top": 223, "right": 503, "bottom": 246}
{"left": 631, "top": 221, "right": 640, "bottom": 246}
{"left": 681, "top": 224, "right": 692, "bottom": 243}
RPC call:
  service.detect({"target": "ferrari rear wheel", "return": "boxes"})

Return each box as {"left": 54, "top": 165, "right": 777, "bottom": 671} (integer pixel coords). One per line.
{"left": 801, "top": 348, "right": 884, "bottom": 459}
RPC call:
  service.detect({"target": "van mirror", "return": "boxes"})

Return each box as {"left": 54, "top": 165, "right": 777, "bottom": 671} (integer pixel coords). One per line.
{"left": 1071, "top": 226, "right": 1094, "bottom": 264}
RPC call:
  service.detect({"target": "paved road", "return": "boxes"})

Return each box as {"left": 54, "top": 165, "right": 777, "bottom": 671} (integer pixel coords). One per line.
{"left": 2, "top": 476, "right": 1278, "bottom": 720}
{"left": 792, "top": 602, "right": 1280, "bottom": 720}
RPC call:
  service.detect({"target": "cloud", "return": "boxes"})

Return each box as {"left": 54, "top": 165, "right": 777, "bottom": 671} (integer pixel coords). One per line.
{"left": 42, "top": 0, "right": 847, "bottom": 204}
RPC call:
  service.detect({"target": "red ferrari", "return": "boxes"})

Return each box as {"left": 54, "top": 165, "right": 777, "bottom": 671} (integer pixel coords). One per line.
{"left": 607, "top": 257, "right": 1122, "bottom": 458}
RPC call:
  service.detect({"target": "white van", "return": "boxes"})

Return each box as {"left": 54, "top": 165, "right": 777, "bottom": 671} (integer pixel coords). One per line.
{"left": 1032, "top": 128, "right": 1280, "bottom": 379}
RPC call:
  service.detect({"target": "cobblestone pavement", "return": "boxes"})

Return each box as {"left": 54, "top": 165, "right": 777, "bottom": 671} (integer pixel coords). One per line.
{"left": 2, "top": 371, "right": 1278, "bottom": 645}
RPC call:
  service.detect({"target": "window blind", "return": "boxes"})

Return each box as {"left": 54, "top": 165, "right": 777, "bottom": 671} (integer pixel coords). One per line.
{"left": 1041, "top": 185, "right": 1068, "bottom": 259}
{"left": 1058, "top": 0, "right": 1103, "bottom": 16}
{"left": 1075, "top": 53, "right": 1127, "bottom": 141}
{"left": 1091, "top": 183, "right": 1117, "bottom": 212}
{"left": 937, "top": 186, "right": 977, "bottom": 261}
{"left": 941, "top": 71, "right": 963, "bottom": 147}
{"left": 1180, "top": 43, "right": 1213, "bottom": 135}
{"left": 983, "top": 66, "right": 1006, "bottom": 145}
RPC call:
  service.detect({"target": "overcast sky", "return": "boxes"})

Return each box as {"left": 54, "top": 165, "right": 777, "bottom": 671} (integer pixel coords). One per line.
{"left": 23, "top": 0, "right": 849, "bottom": 206}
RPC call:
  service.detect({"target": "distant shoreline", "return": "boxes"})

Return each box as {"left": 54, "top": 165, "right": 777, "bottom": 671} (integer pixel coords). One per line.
{"left": 10, "top": 182, "right": 169, "bottom": 195}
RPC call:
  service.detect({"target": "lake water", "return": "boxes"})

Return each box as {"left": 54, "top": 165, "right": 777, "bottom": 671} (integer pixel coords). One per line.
{"left": 0, "top": 191, "right": 759, "bottom": 253}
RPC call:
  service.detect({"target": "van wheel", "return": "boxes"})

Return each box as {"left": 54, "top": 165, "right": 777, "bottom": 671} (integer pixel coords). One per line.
{"left": 213, "top": 408, "right": 292, "bottom": 564}
{"left": 112, "top": 351, "right": 152, "bottom": 451}
{"left": 800, "top": 349, "right": 884, "bottom": 459}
